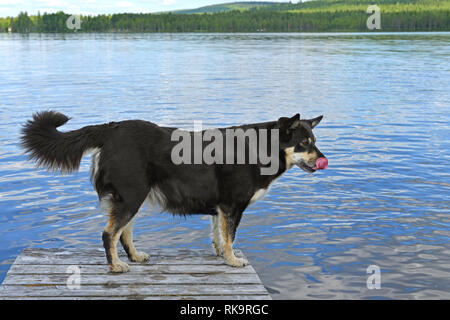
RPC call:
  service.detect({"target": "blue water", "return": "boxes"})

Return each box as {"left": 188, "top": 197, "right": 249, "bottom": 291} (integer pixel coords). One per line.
{"left": 0, "top": 32, "right": 449, "bottom": 299}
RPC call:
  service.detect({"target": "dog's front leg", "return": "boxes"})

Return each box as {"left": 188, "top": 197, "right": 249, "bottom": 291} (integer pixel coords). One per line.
{"left": 120, "top": 220, "right": 150, "bottom": 263}
{"left": 211, "top": 215, "right": 222, "bottom": 256}
{"left": 217, "top": 208, "right": 248, "bottom": 267}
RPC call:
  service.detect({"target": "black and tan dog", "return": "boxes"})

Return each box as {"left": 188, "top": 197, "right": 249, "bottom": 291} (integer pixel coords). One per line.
{"left": 21, "top": 111, "right": 327, "bottom": 272}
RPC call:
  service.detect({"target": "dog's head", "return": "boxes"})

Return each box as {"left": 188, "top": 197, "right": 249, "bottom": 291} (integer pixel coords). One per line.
{"left": 276, "top": 113, "right": 328, "bottom": 173}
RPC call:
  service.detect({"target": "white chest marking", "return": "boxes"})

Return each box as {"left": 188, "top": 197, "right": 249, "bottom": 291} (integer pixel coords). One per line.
{"left": 250, "top": 188, "right": 269, "bottom": 204}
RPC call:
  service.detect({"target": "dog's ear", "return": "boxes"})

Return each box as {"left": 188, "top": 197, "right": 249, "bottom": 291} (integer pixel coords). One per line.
{"left": 305, "top": 115, "right": 323, "bottom": 129}
{"left": 278, "top": 113, "right": 300, "bottom": 129}
{"left": 277, "top": 114, "right": 300, "bottom": 142}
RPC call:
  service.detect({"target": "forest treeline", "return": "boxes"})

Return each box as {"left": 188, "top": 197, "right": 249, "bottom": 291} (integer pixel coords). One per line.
{"left": 1, "top": 0, "right": 449, "bottom": 33}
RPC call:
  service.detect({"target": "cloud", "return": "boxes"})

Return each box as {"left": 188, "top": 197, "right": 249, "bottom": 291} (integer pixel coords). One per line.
{"left": 115, "top": 1, "right": 134, "bottom": 8}
{"left": 161, "top": 0, "right": 176, "bottom": 6}
{"left": 0, "top": 0, "right": 22, "bottom": 4}
{"left": 34, "top": 0, "right": 66, "bottom": 6}
{"left": 0, "top": 0, "right": 292, "bottom": 17}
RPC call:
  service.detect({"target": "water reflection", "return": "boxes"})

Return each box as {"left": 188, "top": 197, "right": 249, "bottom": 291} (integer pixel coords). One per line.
{"left": 0, "top": 32, "right": 449, "bottom": 299}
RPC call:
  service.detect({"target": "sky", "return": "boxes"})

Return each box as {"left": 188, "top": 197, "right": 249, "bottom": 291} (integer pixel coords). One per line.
{"left": 0, "top": 0, "right": 301, "bottom": 17}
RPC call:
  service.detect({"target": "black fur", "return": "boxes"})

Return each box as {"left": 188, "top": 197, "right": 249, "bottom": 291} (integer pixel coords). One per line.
{"left": 20, "top": 111, "right": 110, "bottom": 173}
{"left": 102, "top": 231, "right": 113, "bottom": 265}
{"left": 21, "top": 111, "right": 325, "bottom": 269}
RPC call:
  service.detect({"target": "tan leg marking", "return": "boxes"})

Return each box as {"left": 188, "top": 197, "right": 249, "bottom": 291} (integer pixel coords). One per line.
{"left": 121, "top": 220, "right": 150, "bottom": 263}
{"left": 211, "top": 215, "right": 222, "bottom": 256}
{"left": 218, "top": 208, "right": 248, "bottom": 267}
{"left": 104, "top": 217, "right": 130, "bottom": 273}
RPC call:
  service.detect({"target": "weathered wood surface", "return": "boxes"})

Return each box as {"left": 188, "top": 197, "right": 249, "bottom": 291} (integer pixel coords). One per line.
{"left": 0, "top": 248, "right": 271, "bottom": 300}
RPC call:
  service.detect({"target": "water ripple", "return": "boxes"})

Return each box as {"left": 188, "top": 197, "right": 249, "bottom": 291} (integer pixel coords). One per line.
{"left": 0, "top": 33, "right": 449, "bottom": 299}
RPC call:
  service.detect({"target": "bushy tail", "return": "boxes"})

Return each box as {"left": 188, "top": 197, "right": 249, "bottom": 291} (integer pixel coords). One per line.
{"left": 21, "top": 111, "right": 104, "bottom": 173}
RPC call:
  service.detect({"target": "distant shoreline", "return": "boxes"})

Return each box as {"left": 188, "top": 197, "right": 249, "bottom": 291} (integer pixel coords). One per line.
{"left": 2, "top": 0, "right": 449, "bottom": 33}
{"left": 2, "top": 30, "right": 450, "bottom": 34}
{"left": 2, "top": 31, "right": 449, "bottom": 37}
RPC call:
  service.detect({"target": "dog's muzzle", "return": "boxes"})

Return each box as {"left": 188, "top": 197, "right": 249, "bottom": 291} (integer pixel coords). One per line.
{"left": 297, "top": 157, "right": 328, "bottom": 173}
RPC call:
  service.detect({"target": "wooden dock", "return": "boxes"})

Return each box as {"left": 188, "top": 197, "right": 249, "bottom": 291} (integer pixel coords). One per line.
{"left": 0, "top": 248, "right": 271, "bottom": 300}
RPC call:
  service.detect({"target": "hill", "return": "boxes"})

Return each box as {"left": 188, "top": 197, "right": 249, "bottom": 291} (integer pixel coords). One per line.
{"left": 172, "top": 2, "right": 281, "bottom": 14}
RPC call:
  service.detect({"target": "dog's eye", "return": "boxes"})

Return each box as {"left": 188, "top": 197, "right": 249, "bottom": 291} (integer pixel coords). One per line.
{"left": 300, "top": 139, "right": 309, "bottom": 145}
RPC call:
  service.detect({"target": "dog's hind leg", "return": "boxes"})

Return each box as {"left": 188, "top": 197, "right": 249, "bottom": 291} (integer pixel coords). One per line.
{"left": 211, "top": 215, "right": 222, "bottom": 256}
{"left": 101, "top": 185, "right": 149, "bottom": 273}
{"left": 102, "top": 211, "right": 131, "bottom": 273}
{"left": 120, "top": 219, "right": 150, "bottom": 263}
{"left": 217, "top": 207, "right": 248, "bottom": 267}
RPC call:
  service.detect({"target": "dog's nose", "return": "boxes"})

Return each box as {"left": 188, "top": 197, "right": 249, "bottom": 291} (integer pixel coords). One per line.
{"left": 314, "top": 157, "right": 328, "bottom": 170}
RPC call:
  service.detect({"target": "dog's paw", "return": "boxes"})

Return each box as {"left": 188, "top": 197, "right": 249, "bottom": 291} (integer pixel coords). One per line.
{"left": 109, "top": 260, "right": 130, "bottom": 273}
{"left": 212, "top": 241, "right": 222, "bottom": 257}
{"left": 130, "top": 251, "right": 150, "bottom": 263}
{"left": 225, "top": 256, "right": 248, "bottom": 268}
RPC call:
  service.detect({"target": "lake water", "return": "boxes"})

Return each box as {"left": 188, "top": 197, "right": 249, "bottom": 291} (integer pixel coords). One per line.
{"left": 0, "top": 32, "right": 449, "bottom": 299}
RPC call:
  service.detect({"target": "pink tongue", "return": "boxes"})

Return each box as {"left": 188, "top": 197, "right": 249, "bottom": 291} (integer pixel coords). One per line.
{"left": 314, "top": 157, "right": 328, "bottom": 170}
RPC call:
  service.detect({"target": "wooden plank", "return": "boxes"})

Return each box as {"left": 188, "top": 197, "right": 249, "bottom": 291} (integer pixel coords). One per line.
{"left": 0, "top": 248, "right": 271, "bottom": 300}
{"left": 0, "top": 284, "right": 269, "bottom": 297}
{"left": 21, "top": 248, "right": 227, "bottom": 257}
{"left": 15, "top": 253, "right": 228, "bottom": 265}
{"left": 7, "top": 263, "right": 257, "bottom": 275}
{"left": 0, "top": 295, "right": 272, "bottom": 300}
{"left": 2, "top": 273, "right": 262, "bottom": 285}
{"left": 15, "top": 248, "right": 246, "bottom": 265}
